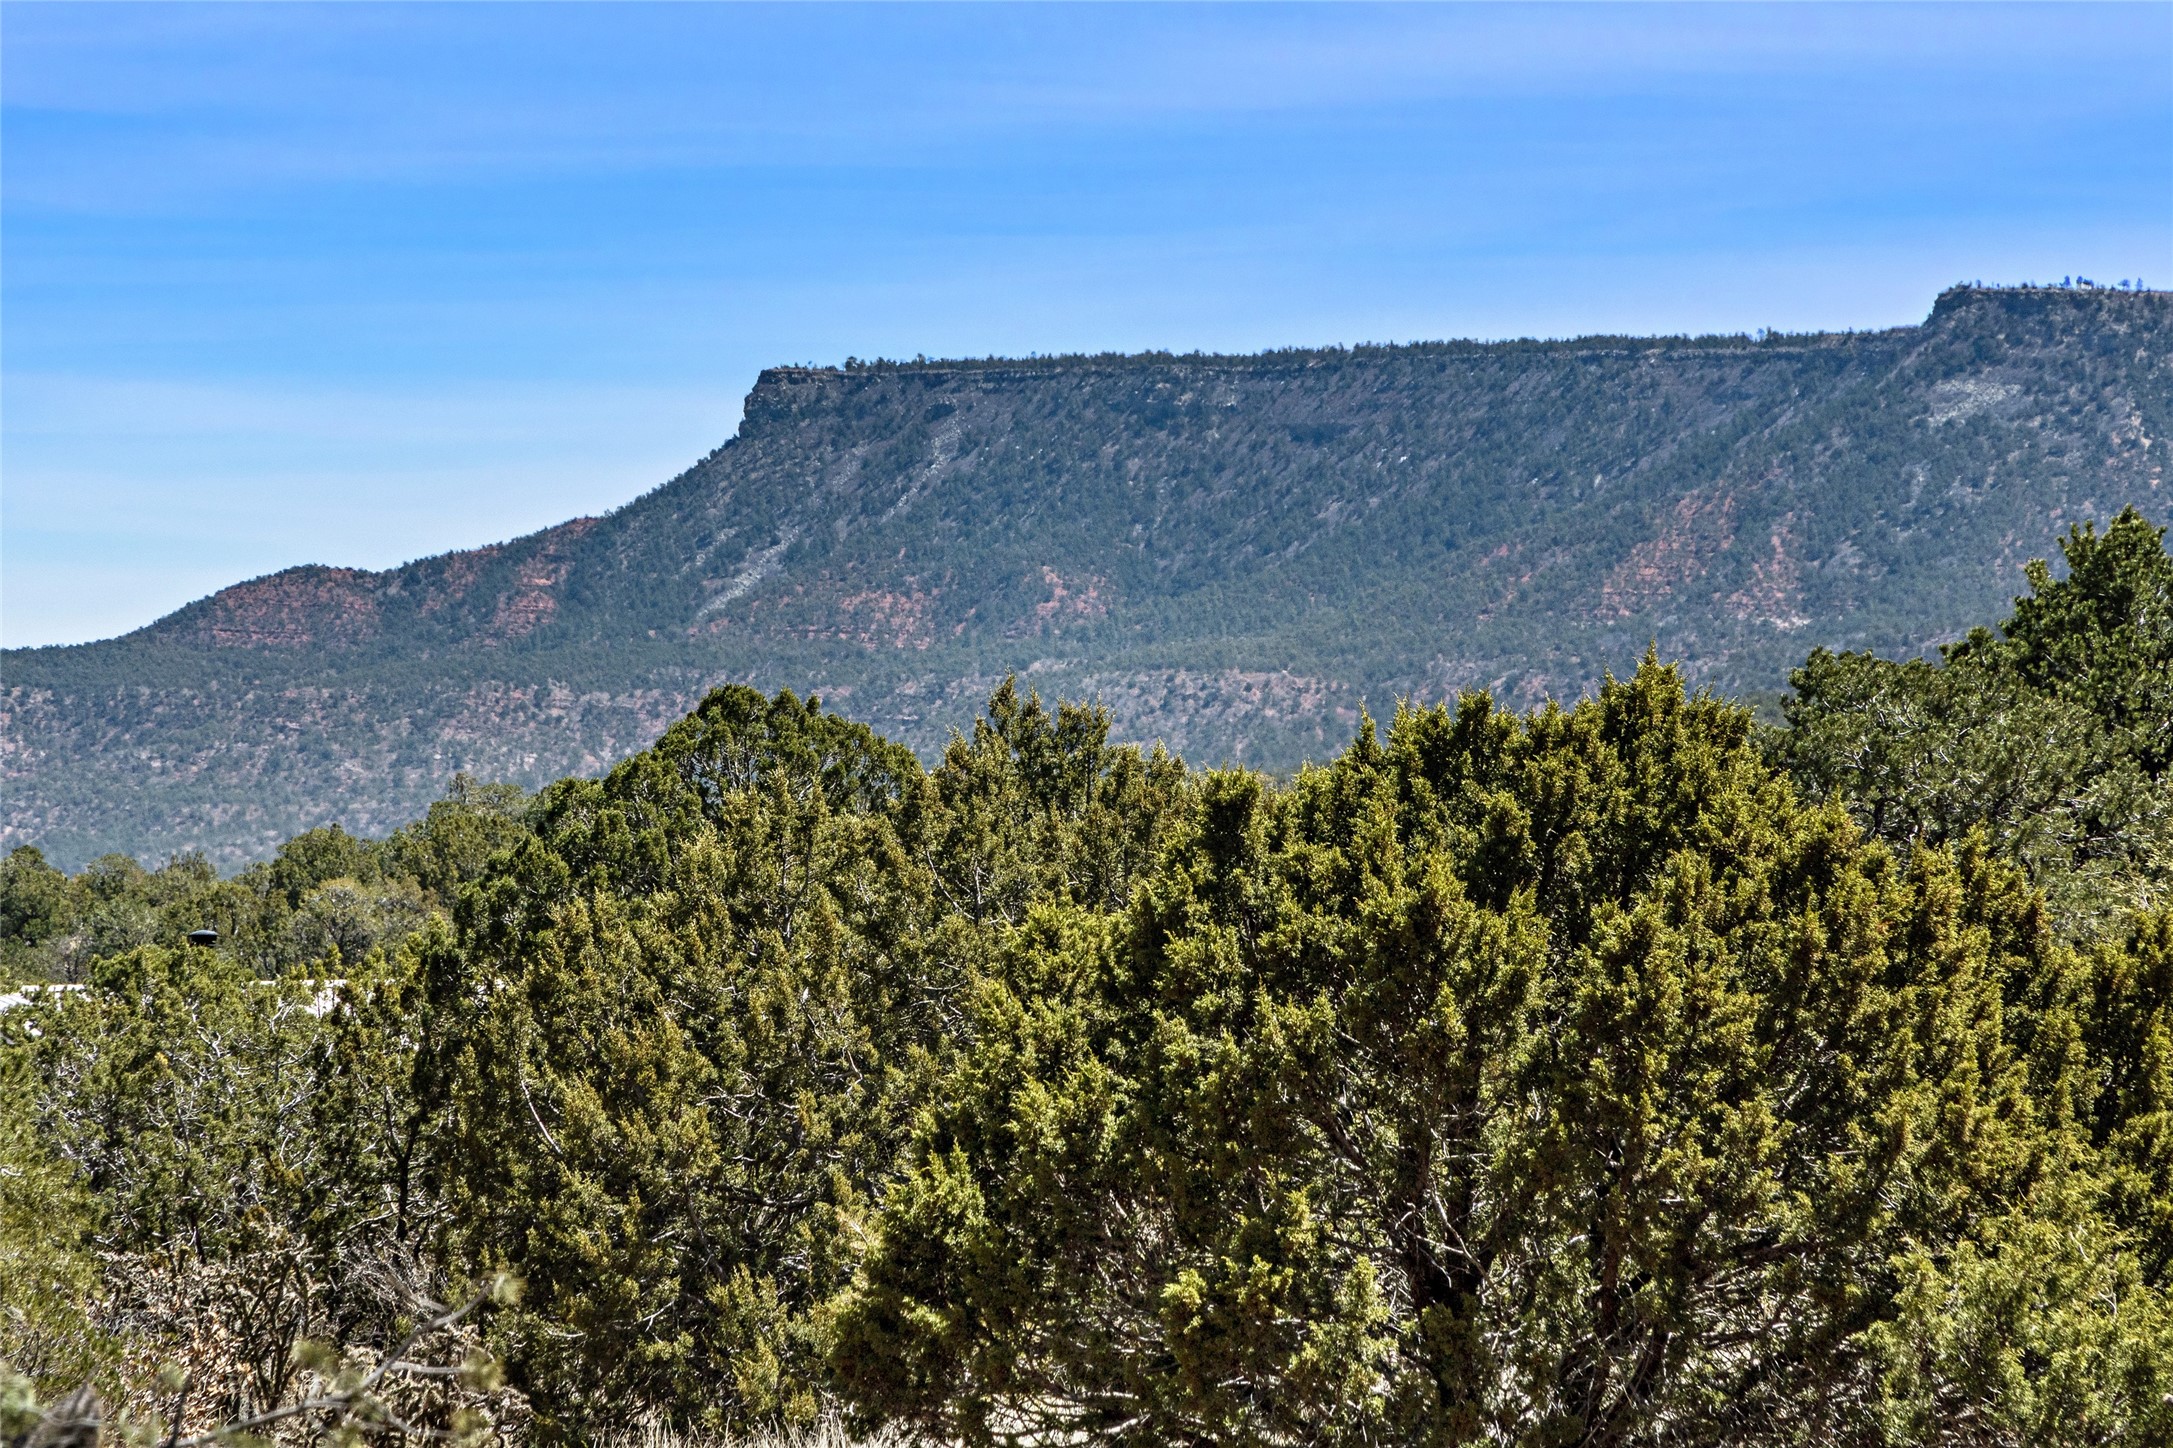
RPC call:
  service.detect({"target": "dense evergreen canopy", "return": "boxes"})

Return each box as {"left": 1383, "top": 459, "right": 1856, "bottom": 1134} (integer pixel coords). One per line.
{"left": 4, "top": 514, "right": 2172, "bottom": 1446}
{"left": 834, "top": 668, "right": 2169, "bottom": 1447}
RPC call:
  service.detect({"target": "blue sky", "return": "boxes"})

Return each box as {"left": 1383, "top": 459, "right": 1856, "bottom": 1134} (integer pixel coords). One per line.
{"left": 4, "top": 3, "right": 2169, "bottom": 648}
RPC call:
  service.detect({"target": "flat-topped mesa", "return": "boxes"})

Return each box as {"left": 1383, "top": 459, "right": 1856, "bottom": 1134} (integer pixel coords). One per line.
{"left": 1929, "top": 281, "right": 2168, "bottom": 323}
{"left": 121, "top": 284, "right": 2173, "bottom": 661}
{"left": 6, "top": 288, "right": 2167, "bottom": 868}
{"left": 752, "top": 285, "right": 2164, "bottom": 389}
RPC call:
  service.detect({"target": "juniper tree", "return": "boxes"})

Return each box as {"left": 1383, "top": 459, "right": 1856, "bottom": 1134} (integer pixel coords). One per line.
{"left": 1778, "top": 509, "right": 2173, "bottom": 934}
{"left": 433, "top": 683, "right": 1185, "bottom": 1433}
{"left": 832, "top": 664, "right": 2095, "bottom": 1448}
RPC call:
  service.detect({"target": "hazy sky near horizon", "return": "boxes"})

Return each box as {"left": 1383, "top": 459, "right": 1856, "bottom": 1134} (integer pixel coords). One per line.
{"left": 5, "top": 3, "right": 2169, "bottom": 648}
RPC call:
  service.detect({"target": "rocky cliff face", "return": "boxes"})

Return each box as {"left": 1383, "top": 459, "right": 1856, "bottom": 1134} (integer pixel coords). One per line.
{"left": 7, "top": 287, "right": 2168, "bottom": 868}
{"left": 140, "top": 516, "right": 606, "bottom": 654}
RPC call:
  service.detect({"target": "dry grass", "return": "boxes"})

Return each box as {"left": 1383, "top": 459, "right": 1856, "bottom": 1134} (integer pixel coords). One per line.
{"left": 597, "top": 1417, "right": 918, "bottom": 1448}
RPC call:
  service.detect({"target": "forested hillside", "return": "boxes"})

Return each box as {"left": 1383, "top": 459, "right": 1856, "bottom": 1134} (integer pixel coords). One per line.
{"left": 5, "top": 285, "right": 2167, "bottom": 869}
{"left": 4, "top": 513, "right": 2171, "bottom": 1447}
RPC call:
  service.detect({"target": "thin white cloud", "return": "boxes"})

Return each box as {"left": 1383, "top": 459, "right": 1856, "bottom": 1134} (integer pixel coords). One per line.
{"left": 6, "top": 3, "right": 2163, "bottom": 208}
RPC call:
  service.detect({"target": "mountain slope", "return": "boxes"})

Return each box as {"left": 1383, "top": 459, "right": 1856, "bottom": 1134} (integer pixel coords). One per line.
{"left": 6, "top": 285, "right": 2167, "bottom": 869}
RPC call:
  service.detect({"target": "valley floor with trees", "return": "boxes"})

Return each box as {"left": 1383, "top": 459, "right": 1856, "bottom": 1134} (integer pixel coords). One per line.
{"left": 4, "top": 510, "right": 2172, "bottom": 1448}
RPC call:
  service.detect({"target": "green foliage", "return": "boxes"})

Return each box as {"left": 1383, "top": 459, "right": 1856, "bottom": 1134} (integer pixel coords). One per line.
{"left": 433, "top": 688, "right": 939, "bottom": 1430}
{"left": 21, "top": 945, "right": 341, "bottom": 1265}
{"left": 1, "top": 933, "right": 524, "bottom": 1433}
{"left": 0, "top": 1047, "right": 108, "bottom": 1403}
{"left": 0, "top": 775, "right": 533, "bottom": 985}
{"left": 833, "top": 665, "right": 2106, "bottom": 1446}
{"left": 0, "top": 847, "right": 71, "bottom": 980}
{"left": 1779, "top": 509, "right": 2173, "bottom": 933}
{"left": 2078, "top": 909, "right": 2173, "bottom": 1282}
{"left": 1990, "top": 506, "right": 2173, "bottom": 776}
{"left": 268, "top": 825, "right": 377, "bottom": 910}
{"left": 6, "top": 497, "right": 2173, "bottom": 1443}
{"left": 1868, "top": 1198, "right": 2173, "bottom": 1447}
{"left": 380, "top": 775, "right": 532, "bottom": 905}
{"left": 433, "top": 685, "right": 1184, "bottom": 1432}
{"left": 923, "top": 679, "right": 1188, "bottom": 926}
{"left": 0, "top": 773, "right": 540, "bottom": 1432}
